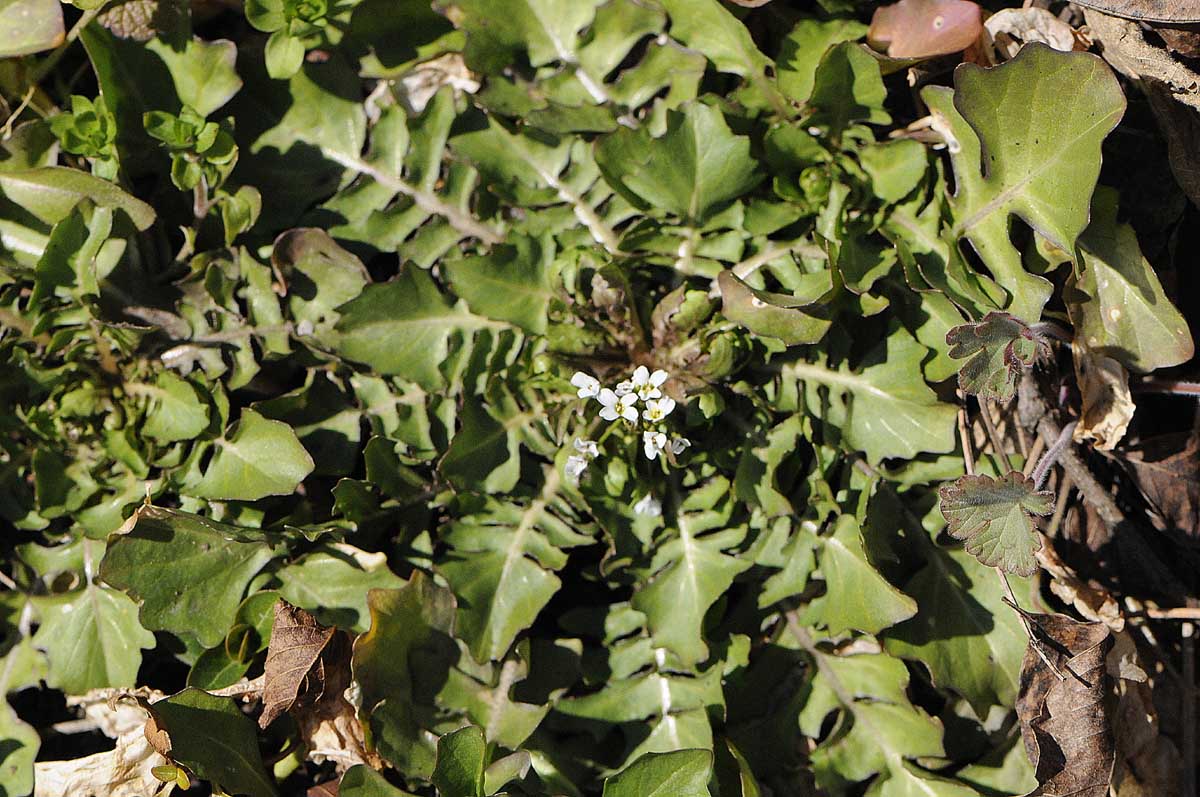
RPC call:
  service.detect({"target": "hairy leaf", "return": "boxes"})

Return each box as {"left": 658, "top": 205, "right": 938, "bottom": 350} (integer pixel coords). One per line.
{"left": 945, "top": 311, "right": 1040, "bottom": 401}
{"left": 939, "top": 472, "right": 1052, "bottom": 577}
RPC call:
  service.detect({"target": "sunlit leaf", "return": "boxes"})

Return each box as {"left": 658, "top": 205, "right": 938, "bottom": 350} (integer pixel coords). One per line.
{"left": 938, "top": 471, "right": 1052, "bottom": 576}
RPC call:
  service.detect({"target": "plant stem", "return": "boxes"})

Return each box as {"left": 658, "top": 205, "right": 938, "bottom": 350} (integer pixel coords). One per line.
{"left": 980, "top": 400, "right": 1014, "bottom": 473}
{"left": 1030, "top": 421, "right": 1077, "bottom": 490}
{"left": 31, "top": 5, "right": 106, "bottom": 86}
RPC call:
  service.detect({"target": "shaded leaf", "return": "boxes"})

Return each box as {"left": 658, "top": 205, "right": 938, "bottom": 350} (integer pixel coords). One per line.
{"left": 803, "top": 515, "right": 918, "bottom": 635}
{"left": 152, "top": 688, "right": 276, "bottom": 797}
{"left": 939, "top": 472, "right": 1052, "bottom": 577}
{"left": 1066, "top": 187, "right": 1193, "bottom": 373}
{"left": 945, "top": 311, "right": 1040, "bottom": 401}
{"left": 718, "top": 270, "right": 832, "bottom": 346}
{"left": 0, "top": 167, "right": 155, "bottom": 230}
{"left": 339, "top": 765, "right": 420, "bottom": 796}
{"left": 99, "top": 505, "right": 276, "bottom": 647}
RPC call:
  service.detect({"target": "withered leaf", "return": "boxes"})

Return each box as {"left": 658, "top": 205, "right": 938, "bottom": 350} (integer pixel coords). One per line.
{"left": 308, "top": 780, "right": 340, "bottom": 797}
{"left": 868, "top": 0, "right": 983, "bottom": 58}
{"left": 259, "top": 600, "right": 337, "bottom": 729}
{"left": 1015, "top": 613, "right": 1115, "bottom": 797}
{"left": 1121, "top": 432, "right": 1200, "bottom": 538}
{"left": 1072, "top": 0, "right": 1200, "bottom": 23}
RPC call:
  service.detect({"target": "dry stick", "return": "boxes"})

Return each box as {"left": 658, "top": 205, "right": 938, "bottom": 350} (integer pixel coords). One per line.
{"left": 1046, "top": 474, "right": 1072, "bottom": 538}
{"left": 980, "top": 400, "right": 1015, "bottom": 473}
{"left": 1185, "top": 621, "right": 1196, "bottom": 797}
{"left": 1022, "top": 435, "right": 1046, "bottom": 478}
{"left": 1017, "top": 371, "right": 1188, "bottom": 598}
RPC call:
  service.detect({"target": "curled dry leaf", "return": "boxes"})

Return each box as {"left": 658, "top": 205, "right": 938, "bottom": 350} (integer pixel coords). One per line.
{"left": 35, "top": 699, "right": 167, "bottom": 797}
{"left": 1121, "top": 432, "right": 1200, "bottom": 539}
{"left": 1071, "top": 343, "right": 1134, "bottom": 452}
{"left": 984, "top": 7, "right": 1079, "bottom": 61}
{"left": 1036, "top": 543, "right": 1123, "bottom": 631}
{"left": 1015, "top": 613, "right": 1115, "bottom": 797}
{"left": 260, "top": 600, "right": 337, "bottom": 729}
{"left": 868, "top": 0, "right": 983, "bottom": 58}
{"left": 398, "top": 53, "right": 480, "bottom": 115}
{"left": 260, "top": 599, "right": 380, "bottom": 771}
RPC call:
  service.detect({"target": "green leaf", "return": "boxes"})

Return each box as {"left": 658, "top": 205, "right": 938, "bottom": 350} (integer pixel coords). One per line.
{"left": 31, "top": 582, "right": 156, "bottom": 694}
{"left": 441, "top": 0, "right": 602, "bottom": 72}
{"left": 777, "top": 17, "right": 868, "bottom": 105}
{"left": 945, "top": 311, "right": 1040, "bottom": 401}
{"left": 190, "top": 409, "right": 314, "bottom": 501}
{"left": 807, "top": 42, "right": 890, "bottom": 139}
{"left": 0, "top": 167, "right": 154, "bottom": 230}
{"left": 440, "top": 481, "right": 591, "bottom": 662}
{"left": 601, "top": 749, "right": 713, "bottom": 797}
{"left": 0, "top": 699, "right": 38, "bottom": 797}
{"left": 135, "top": 372, "right": 211, "bottom": 443}
{"left": 152, "top": 688, "right": 276, "bottom": 797}
{"left": 432, "top": 725, "right": 487, "bottom": 797}
{"left": 596, "top": 102, "right": 761, "bottom": 225}
{"left": 352, "top": 574, "right": 458, "bottom": 778}
{"left": 444, "top": 237, "right": 553, "bottom": 334}
{"left": 632, "top": 479, "right": 752, "bottom": 666}
{"left": 718, "top": 269, "right": 833, "bottom": 346}
{"left": 1067, "top": 187, "right": 1193, "bottom": 373}
{"left": 656, "top": 0, "right": 768, "bottom": 78}
{"left": 784, "top": 324, "right": 958, "bottom": 462}
{"left": 439, "top": 399, "right": 521, "bottom": 495}
{"left": 884, "top": 545, "right": 1032, "bottom": 716}
{"left": 335, "top": 267, "right": 500, "bottom": 391}
{"left": 938, "top": 471, "right": 1052, "bottom": 577}
{"left": 339, "top": 765, "right": 420, "bottom": 797}
{"left": 0, "top": 0, "right": 63, "bottom": 58}
{"left": 265, "top": 30, "right": 305, "bottom": 80}
{"left": 277, "top": 545, "right": 405, "bottom": 632}
{"left": 930, "top": 44, "right": 1125, "bottom": 321}
{"left": 99, "top": 506, "right": 276, "bottom": 647}
{"left": 146, "top": 36, "right": 243, "bottom": 117}
{"left": 802, "top": 515, "right": 917, "bottom": 635}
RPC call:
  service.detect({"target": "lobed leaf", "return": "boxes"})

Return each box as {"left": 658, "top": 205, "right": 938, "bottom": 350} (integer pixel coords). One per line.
{"left": 938, "top": 471, "right": 1052, "bottom": 577}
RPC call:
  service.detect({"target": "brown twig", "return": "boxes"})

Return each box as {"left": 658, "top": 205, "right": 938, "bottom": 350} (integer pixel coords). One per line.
{"left": 1184, "top": 621, "right": 1196, "bottom": 797}
{"left": 980, "top": 400, "right": 1015, "bottom": 473}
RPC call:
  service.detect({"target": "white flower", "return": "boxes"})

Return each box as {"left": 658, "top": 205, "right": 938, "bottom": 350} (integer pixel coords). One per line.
{"left": 598, "top": 389, "right": 638, "bottom": 423}
{"left": 565, "top": 455, "right": 589, "bottom": 481}
{"left": 571, "top": 371, "right": 601, "bottom": 399}
{"left": 630, "top": 365, "right": 669, "bottom": 401}
{"left": 641, "top": 397, "right": 676, "bottom": 423}
{"left": 614, "top": 379, "right": 634, "bottom": 397}
{"left": 669, "top": 437, "right": 691, "bottom": 456}
{"left": 643, "top": 430, "right": 668, "bottom": 460}
{"left": 634, "top": 493, "right": 662, "bottom": 517}
{"left": 573, "top": 438, "right": 599, "bottom": 458}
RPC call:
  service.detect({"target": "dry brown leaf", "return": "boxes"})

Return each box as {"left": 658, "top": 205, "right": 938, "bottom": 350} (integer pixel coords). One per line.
{"left": 260, "top": 600, "right": 337, "bottom": 729}
{"left": 1015, "top": 613, "right": 1115, "bottom": 797}
{"left": 1111, "top": 679, "right": 1181, "bottom": 795}
{"left": 868, "top": 0, "right": 983, "bottom": 57}
{"left": 984, "top": 7, "right": 1078, "bottom": 60}
{"left": 35, "top": 701, "right": 168, "bottom": 797}
{"left": 1121, "top": 432, "right": 1200, "bottom": 538}
{"left": 1072, "top": 343, "right": 1134, "bottom": 451}
{"left": 309, "top": 779, "right": 341, "bottom": 796}
{"left": 1037, "top": 542, "right": 1123, "bottom": 631}
{"left": 1073, "top": 0, "right": 1200, "bottom": 23}
{"left": 398, "top": 53, "right": 480, "bottom": 114}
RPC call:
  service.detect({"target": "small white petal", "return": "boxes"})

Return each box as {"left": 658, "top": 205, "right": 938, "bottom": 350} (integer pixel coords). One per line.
{"left": 599, "top": 405, "right": 619, "bottom": 421}
{"left": 597, "top": 388, "right": 618, "bottom": 407}
{"left": 574, "top": 438, "right": 599, "bottom": 458}
{"left": 632, "top": 365, "right": 650, "bottom": 386}
{"left": 620, "top": 404, "right": 639, "bottom": 423}
{"left": 571, "top": 372, "right": 600, "bottom": 398}
{"left": 565, "top": 455, "right": 588, "bottom": 480}
{"left": 614, "top": 380, "right": 634, "bottom": 396}
{"left": 634, "top": 493, "right": 662, "bottom": 517}
{"left": 669, "top": 437, "right": 691, "bottom": 455}
{"left": 649, "top": 369, "right": 669, "bottom": 388}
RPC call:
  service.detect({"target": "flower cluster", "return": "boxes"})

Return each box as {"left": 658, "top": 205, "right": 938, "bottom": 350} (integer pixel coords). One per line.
{"left": 565, "top": 366, "right": 691, "bottom": 484}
